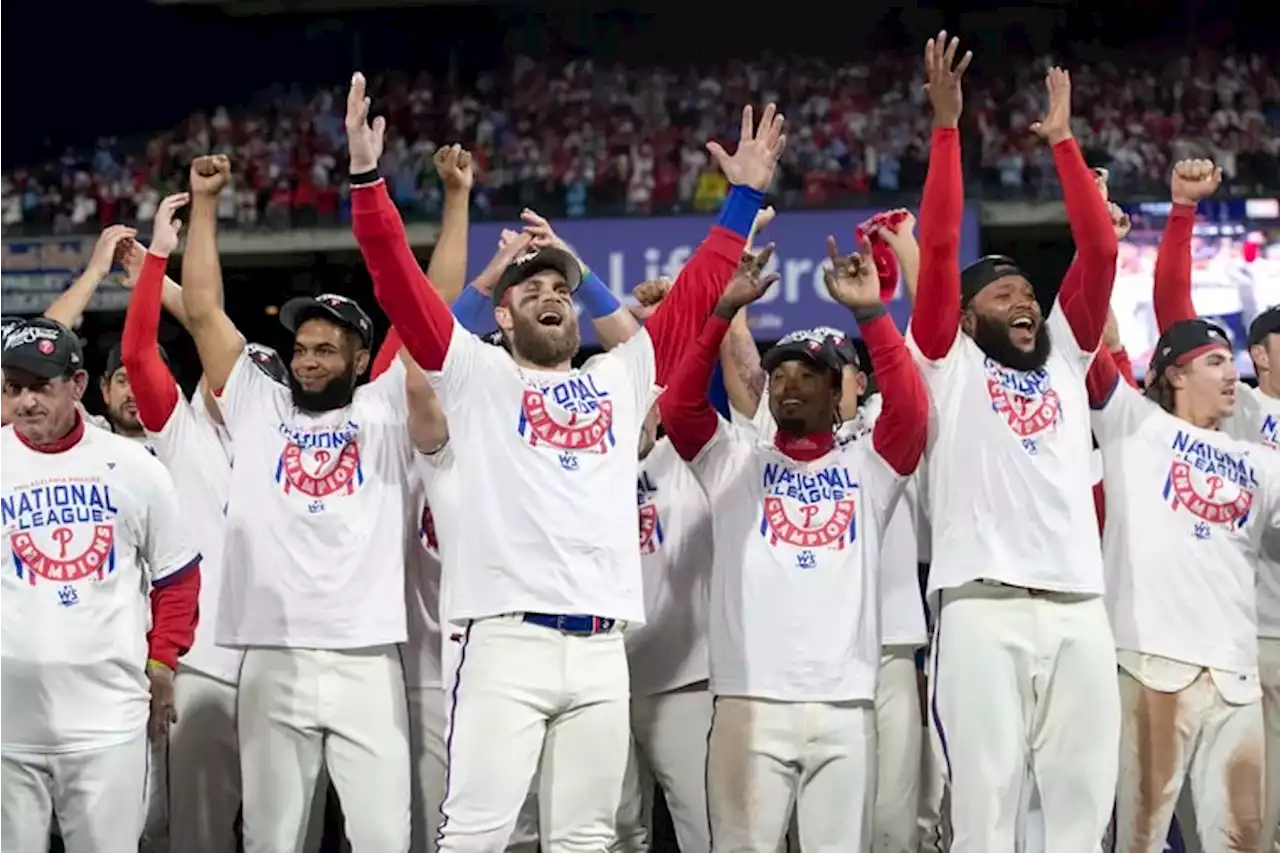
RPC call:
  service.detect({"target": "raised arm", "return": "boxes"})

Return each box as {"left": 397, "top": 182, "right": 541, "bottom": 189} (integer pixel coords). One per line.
{"left": 1085, "top": 346, "right": 1123, "bottom": 409}
{"left": 911, "top": 33, "right": 972, "bottom": 359}
{"left": 43, "top": 225, "right": 137, "bottom": 328}
{"left": 403, "top": 349, "right": 449, "bottom": 454}
{"left": 346, "top": 74, "right": 455, "bottom": 371}
{"left": 643, "top": 103, "right": 786, "bottom": 385}
{"left": 870, "top": 210, "right": 919, "bottom": 306}
{"left": 1032, "top": 68, "right": 1118, "bottom": 351}
{"left": 659, "top": 248, "right": 780, "bottom": 461}
{"left": 719, "top": 307, "right": 766, "bottom": 418}
{"left": 181, "top": 156, "right": 245, "bottom": 392}
{"left": 1154, "top": 159, "right": 1223, "bottom": 332}
{"left": 121, "top": 194, "right": 190, "bottom": 432}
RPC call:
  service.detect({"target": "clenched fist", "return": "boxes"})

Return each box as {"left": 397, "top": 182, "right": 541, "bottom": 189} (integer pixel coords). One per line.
{"left": 1170, "top": 158, "right": 1222, "bottom": 207}
{"left": 190, "top": 155, "right": 230, "bottom": 197}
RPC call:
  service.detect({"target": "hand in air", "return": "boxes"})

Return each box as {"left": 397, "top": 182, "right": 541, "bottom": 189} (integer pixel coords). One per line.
{"left": 1169, "top": 158, "right": 1222, "bottom": 206}
{"left": 923, "top": 31, "right": 973, "bottom": 128}
{"left": 706, "top": 104, "right": 787, "bottom": 192}
{"left": 1108, "top": 202, "right": 1131, "bottom": 241}
{"left": 869, "top": 209, "right": 919, "bottom": 261}
{"left": 716, "top": 244, "right": 780, "bottom": 314}
{"left": 434, "top": 144, "right": 474, "bottom": 193}
{"left": 86, "top": 223, "right": 138, "bottom": 280}
{"left": 822, "top": 237, "right": 882, "bottom": 311}
{"left": 346, "top": 72, "right": 386, "bottom": 175}
{"left": 149, "top": 193, "right": 191, "bottom": 258}
{"left": 630, "top": 277, "right": 673, "bottom": 321}
{"left": 1030, "top": 67, "right": 1073, "bottom": 145}
{"left": 520, "top": 209, "right": 575, "bottom": 257}
{"left": 189, "top": 155, "right": 230, "bottom": 197}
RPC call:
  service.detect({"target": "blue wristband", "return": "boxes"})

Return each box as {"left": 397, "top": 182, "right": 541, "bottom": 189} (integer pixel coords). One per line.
{"left": 452, "top": 286, "right": 495, "bottom": 335}
{"left": 576, "top": 270, "right": 622, "bottom": 320}
{"left": 716, "top": 185, "right": 766, "bottom": 238}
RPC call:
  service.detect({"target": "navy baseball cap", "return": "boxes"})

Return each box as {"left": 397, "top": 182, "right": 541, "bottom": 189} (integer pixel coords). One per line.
{"left": 1, "top": 318, "right": 84, "bottom": 379}
{"left": 807, "top": 326, "right": 861, "bottom": 369}
{"left": 280, "top": 293, "right": 374, "bottom": 349}
{"left": 1248, "top": 306, "right": 1280, "bottom": 348}
{"left": 1150, "top": 318, "right": 1232, "bottom": 379}
{"left": 762, "top": 328, "right": 845, "bottom": 378}
{"left": 0, "top": 316, "right": 22, "bottom": 345}
{"left": 960, "top": 255, "right": 1026, "bottom": 307}
{"left": 493, "top": 246, "right": 582, "bottom": 307}
{"left": 104, "top": 341, "right": 169, "bottom": 379}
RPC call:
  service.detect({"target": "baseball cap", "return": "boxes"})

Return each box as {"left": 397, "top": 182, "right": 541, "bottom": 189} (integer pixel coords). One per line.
{"left": 1149, "top": 318, "right": 1232, "bottom": 379}
{"left": 761, "top": 328, "right": 846, "bottom": 378}
{"left": 960, "top": 255, "right": 1026, "bottom": 307}
{"left": 493, "top": 247, "right": 583, "bottom": 307}
{"left": 104, "top": 341, "right": 169, "bottom": 379}
{"left": 1248, "top": 306, "right": 1280, "bottom": 348}
{"left": 0, "top": 316, "right": 22, "bottom": 346}
{"left": 279, "top": 293, "right": 374, "bottom": 349}
{"left": 244, "top": 342, "right": 289, "bottom": 385}
{"left": 1, "top": 317, "right": 84, "bottom": 379}
{"left": 807, "top": 326, "right": 861, "bottom": 369}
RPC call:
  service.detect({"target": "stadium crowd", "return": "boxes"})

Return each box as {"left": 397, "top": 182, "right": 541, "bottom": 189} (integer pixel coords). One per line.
{"left": 3, "top": 46, "right": 1280, "bottom": 235}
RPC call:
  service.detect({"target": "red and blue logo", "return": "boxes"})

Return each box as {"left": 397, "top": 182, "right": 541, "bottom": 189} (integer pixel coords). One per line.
{"left": 2, "top": 481, "right": 119, "bottom": 597}
{"left": 517, "top": 375, "right": 617, "bottom": 458}
{"left": 758, "top": 462, "right": 858, "bottom": 554}
{"left": 274, "top": 422, "right": 365, "bottom": 499}
{"left": 984, "top": 360, "right": 1061, "bottom": 441}
{"left": 1163, "top": 430, "right": 1258, "bottom": 533}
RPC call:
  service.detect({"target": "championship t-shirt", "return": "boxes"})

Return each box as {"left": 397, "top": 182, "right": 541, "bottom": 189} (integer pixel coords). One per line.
{"left": 908, "top": 306, "right": 1104, "bottom": 595}
{"left": 2, "top": 425, "right": 198, "bottom": 752}
{"left": 1222, "top": 383, "right": 1280, "bottom": 637}
{"left": 147, "top": 389, "right": 242, "bottom": 684}
{"left": 689, "top": 420, "right": 907, "bottom": 702}
{"left": 626, "top": 437, "right": 714, "bottom": 696}
{"left": 1093, "top": 378, "right": 1280, "bottom": 674}
{"left": 215, "top": 350, "right": 414, "bottom": 648}
{"left": 427, "top": 320, "right": 659, "bottom": 624}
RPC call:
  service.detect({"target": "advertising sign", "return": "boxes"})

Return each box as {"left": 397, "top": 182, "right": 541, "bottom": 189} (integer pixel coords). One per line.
{"left": 2, "top": 238, "right": 131, "bottom": 315}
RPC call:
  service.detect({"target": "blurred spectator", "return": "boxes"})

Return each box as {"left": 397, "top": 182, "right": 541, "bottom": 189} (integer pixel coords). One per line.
{"left": 4, "top": 47, "right": 1278, "bottom": 234}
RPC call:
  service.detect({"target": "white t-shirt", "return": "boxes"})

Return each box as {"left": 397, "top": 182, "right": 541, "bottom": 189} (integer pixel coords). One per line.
{"left": 80, "top": 407, "right": 156, "bottom": 456}
{"left": 748, "top": 391, "right": 928, "bottom": 648}
{"left": 215, "top": 350, "right": 413, "bottom": 648}
{"left": 1222, "top": 383, "right": 1280, "bottom": 637}
{"left": 427, "top": 320, "right": 658, "bottom": 624}
{"left": 147, "top": 389, "right": 242, "bottom": 683}
{"left": 626, "top": 437, "right": 714, "bottom": 696}
{"left": 1, "top": 425, "right": 199, "bottom": 752}
{"left": 1092, "top": 378, "right": 1280, "bottom": 675}
{"left": 689, "top": 419, "right": 907, "bottom": 702}
{"left": 908, "top": 306, "right": 1103, "bottom": 596}
{"left": 404, "top": 449, "right": 451, "bottom": 691}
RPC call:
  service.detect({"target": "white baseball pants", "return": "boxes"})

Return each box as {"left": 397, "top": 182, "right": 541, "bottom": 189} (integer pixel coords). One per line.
{"left": 407, "top": 685, "right": 542, "bottom": 853}
{"left": 707, "top": 695, "right": 876, "bottom": 852}
{"left": 1260, "top": 637, "right": 1280, "bottom": 853}
{"left": 437, "top": 615, "right": 630, "bottom": 852}
{"left": 929, "top": 582, "right": 1119, "bottom": 853}
{"left": 2, "top": 730, "right": 148, "bottom": 853}
{"left": 875, "top": 647, "right": 923, "bottom": 853}
{"left": 239, "top": 645, "right": 411, "bottom": 853}
{"left": 1114, "top": 668, "right": 1264, "bottom": 853}
{"left": 612, "top": 681, "right": 713, "bottom": 853}
{"left": 918, "top": 643, "right": 951, "bottom": 853}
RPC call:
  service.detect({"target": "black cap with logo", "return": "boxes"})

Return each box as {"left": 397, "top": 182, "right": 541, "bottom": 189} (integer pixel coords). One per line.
{"left": 1149, "top": 318, "right": 1232, "bottom": 379}
{"left": 1, "top": 317, "right": 85, "bottom": 379}
{"left": 280, "top": 293, "right": 375, "bottom": 349}
{"left": 960, "top": 255, "right": 1027, "bottom": 307}
{"left": 762, "top": 328, "right": 847, "bottom": 378}
{"left": 1248, "top": 306, "right": 1280, "bottom": 348}
{"left": 493, "top": 247, "right": 583, "bottom": 307}
{"left": 104, "top": 341, "right": 169, "bottom": 379}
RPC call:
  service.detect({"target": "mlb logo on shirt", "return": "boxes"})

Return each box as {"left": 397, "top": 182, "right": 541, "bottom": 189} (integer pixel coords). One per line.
{"left": 983, "top": 358, "right": 1062, "bottom": 444}
{"left": 1163, "top": 430, "right": 1258, "bottom": 531}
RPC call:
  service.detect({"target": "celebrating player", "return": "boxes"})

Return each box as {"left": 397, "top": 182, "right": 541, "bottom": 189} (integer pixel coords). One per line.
{"left": 180, "top": 153, "right": 418, "bottom": 852}
{"left": 660, "top": 233, "right": 927, "bottom": 850}
{"left": 347, "top": 63, "right": 784, "bottom": 847}
{"left": 909, "top": 34, "right": 1121, "bottom": 851}
{"left": 1, "top": 317, "right": 201, "bottom": 853}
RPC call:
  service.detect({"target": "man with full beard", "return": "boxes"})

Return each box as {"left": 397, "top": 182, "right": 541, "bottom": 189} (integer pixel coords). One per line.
{"left": 910, "top": 35, "right": 1120, "bottom": 852}
{"left": 179, "top": 153, "right": 416, "bottom": 853}
{"left": 346, "top": 64, "right": 785, "bottom": 849}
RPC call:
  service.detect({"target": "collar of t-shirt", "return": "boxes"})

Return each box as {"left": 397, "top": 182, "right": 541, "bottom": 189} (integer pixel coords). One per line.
{"left": 773, "top": 430, "right": 835, "bottom": 462}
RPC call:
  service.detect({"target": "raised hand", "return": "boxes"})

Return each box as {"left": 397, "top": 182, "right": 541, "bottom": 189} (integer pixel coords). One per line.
{"left": 346, "top": 72, "right": 386, "bottom": 175}
{"left": 1108, "top": 202, "right": 1132, "bottom": 241}
{"left": 520, "top": 209, "right": 578, "bottom": 259}
{"left": 716, "top": 244, "right": 780, "bottom": 315}
{"left": 1169, "top": 158, "right": 1222, "bottom": 206}
{"left": 86, "top": 223, "right": 138, "bottom": 280}
{"left": 150, "top": 193, "right": 191, "bottom": 258}
{"left": 434, "top": 143, "right": 474, "bottom": 193}
{"left": 1030, "top": 67, "right": 1073, "bottom": 145}
{"left": 706, "top": 104, "right": 787, "bottom": 192}
{"left": 190, "top": 155, "right": 230, "bottom": 197}
{"left": 822, "top": 236, "right": 881, "bottom": 311}
{"left": 874, "top": 209, "right": 919, "bottom": 259}
{"left": 630, "top": 277, "right": 673, "bottom": 321}
{"left": 923, "top": 31, "right": 973, "bottom": 128}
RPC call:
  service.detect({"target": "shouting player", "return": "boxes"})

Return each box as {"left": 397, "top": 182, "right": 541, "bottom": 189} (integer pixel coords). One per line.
{"left": 1088, "top": 317, "right": 1279, "bottom": 851}
{"left": 910, "top": 35, "right": 1121, "bottom": 851}
{"left": 1, "top": 317, "right": 201, "bottom": 853}
{"left": 347, "top": 64, "right": 784, "bottom": 848}
{"left": 180, "top": 153, "right": 416, "bottom": 852}
{"left": 661, "top": 233, "right": 927, "bottom": 850}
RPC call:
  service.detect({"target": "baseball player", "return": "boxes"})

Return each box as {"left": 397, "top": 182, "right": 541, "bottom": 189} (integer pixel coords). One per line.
{"left": 1, "top": 316, "right": 201, "bottom": 853}
{"left": 659, "top": 234, "right": 927, "bottom": 850}
{"left": 1087, "top": 318, "right": 1280, "bottom": 850}
{"left": 910, "top": 36, "right": 1121, "bottom": 851}
{"left": 1149, "top": 158, "right": 1280, "bottom": 852}
{"left": 347, "top": 63, "right": 783, "bottom": 848}
{"left": 180, "top": 154, "right": 417, "bottom": 852}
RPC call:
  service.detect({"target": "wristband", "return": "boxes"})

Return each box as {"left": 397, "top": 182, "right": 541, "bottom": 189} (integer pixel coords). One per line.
{"left": 147, "top": 658, "right": 172, "bottom": 672}
{"left": 853, "top": 304, "right": 888, "bottom": 324}
{"left": 717, "top": 186, "right": 766, "bottom": 239}
{"left": 452, "top": 286, "right": 495, "bottom": 335}
{"left": 349, "top": 168, "right": 381, "bottom": 186}
{"left": 576, "top": 271, "right": 621, "bottom": 320}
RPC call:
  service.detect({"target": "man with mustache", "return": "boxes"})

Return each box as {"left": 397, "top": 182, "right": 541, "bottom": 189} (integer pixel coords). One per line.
{"left": 346, "top": 62, "right": 784, "bottom": 849}
{"left": 179, "top": 152, "right": 417, "bottom": 853}
{"left": 910, "top": 34, "right": 1120, "bottom": 852}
